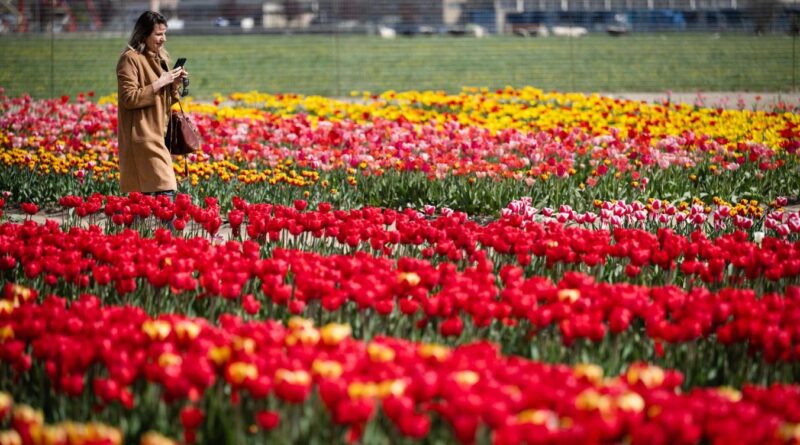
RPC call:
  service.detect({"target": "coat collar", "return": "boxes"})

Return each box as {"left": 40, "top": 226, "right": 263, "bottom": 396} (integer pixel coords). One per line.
{"left": 126, "top": 46, "right": 164, "bottom": 63}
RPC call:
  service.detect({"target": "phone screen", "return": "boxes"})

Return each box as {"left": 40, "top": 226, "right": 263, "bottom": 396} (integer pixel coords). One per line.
{"left": 173, "top": 58, "right": 187, "bottom": 69}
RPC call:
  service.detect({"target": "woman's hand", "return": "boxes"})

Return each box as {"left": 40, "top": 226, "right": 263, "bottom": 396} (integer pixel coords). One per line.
{"left": 171, "top": 68, "right": 188, "bottom": 88}
{"left": 154, "top": 68, "right": 184, "bottom": 92}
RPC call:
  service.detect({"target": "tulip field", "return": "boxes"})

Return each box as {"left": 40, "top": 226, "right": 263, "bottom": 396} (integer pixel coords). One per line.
{"left": 0, "top": 85, "right": 800, "bottom": 444}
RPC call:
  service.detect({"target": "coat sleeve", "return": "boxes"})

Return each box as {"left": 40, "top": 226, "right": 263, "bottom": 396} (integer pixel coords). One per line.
{"left": 117, "top": 54, "right": 157, "bottom": 110}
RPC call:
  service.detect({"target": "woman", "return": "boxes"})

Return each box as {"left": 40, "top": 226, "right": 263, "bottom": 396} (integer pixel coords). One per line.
{"left": 116, "top": 11, "right": 186, "bottom": 196}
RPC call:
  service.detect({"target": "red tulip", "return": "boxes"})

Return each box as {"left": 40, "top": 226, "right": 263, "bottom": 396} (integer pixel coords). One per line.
{"left": 288, "top": 300, "right": 306, "bottom": 315}
{"left": 255, "top": 410, "right": 280, "bottom": 430}
{"left": 397, "top": 411, "right": 431, "bottom": 439}
{"left": 180, "top": 405, "right": 205, "bottom": 430}
{"left": 274, "top": 369, "right": 312, "bottom": 403}
{"left": 245, "top": 375, "right": 273, "bottom": 399}
{"left": 440, "top": 316, "right": 464, "bottom": 337}
{"left": 451, "top": 414, "right": 479, "bottom": 444}
{"left": 242, "top": 294, "right": 261, "bottom": 315}
{"left": 20, "top": 203, "right": 38, "bottom": 215}
{"left": 333, "top": 398, "right": 376, "bottom": 425}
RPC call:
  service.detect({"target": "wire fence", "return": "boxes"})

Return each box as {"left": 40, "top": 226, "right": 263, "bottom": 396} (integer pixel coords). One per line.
{"left": 0, "top": 0, "right": 798, "bottom": 99}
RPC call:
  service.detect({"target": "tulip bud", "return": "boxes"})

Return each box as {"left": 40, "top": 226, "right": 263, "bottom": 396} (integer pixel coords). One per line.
{"left": 367, "top": 342, "right": 396, "bottom": 363}
{"left": 226, "top": 362, "right": 258, "bottom": 386}
{"left": 575, "top": 388, "right": 612, "bottom": 413}
{"left": 180, "top": 406, "right": 205, "bottom": 431}
{"left": 452, "top": 370, "right": 479, "bottom": 388}
{"left": 399, "top": 299, "right": 419, "bottom": 315}
{"left": 274, "top": 369, "right": 312, "bottom": 403}
{"left": 0, "top": 325, "right": 14, "bottom": 342}
{"left": 573, "top": 364, "right": 604, "bottom": 385}
{"left": 311, "top": 359, "right": 344, "bottom": 379}
{"left": 288, "top": 298, "right": 307, "bottom": 314}
{"left": 451, "top": 414, "right": 479, "bottom": 444}
{"left": 0, "top": 431, "right": 21, "bottom": 445}
{"left": 440, "top": 316, "right": 463, "bottom": 337}
{"left": 140, "top": 432, "right": 179, "bottom": 445}
{"left": 208, "top": 346, "right": 231, "bottom": 366}
{"left": 417, "top": 343, "right": 451, "bottom": 362}
{"left": 609, "top": 308, "right": 632, "bottom": 334}
{"left": 293, "top": 200, "right": 308, "bottom": 211}
{"left": 319, "top": 379, "right": 348, "bottom": 408}
{"left": 141, "top": 320, "right": 171, "bottom": 341}
{"left": 12, "top": 405, "right": 43, "bottom": 437}
{"left": 20, "top": 203, "right": 38, "bottom": 215}
{"left": 516, "top": 409, "right": 558, "bottom": 430}
{"left": 320, "top": 323, "right": 352, "bottom": 346}
{"left": 625, "top": 264, "right": 641, "bottom": 278}
{"left": 241, "top": 294, "right": 261, "bottom": 315}
{"left": 173, "top": 218, "right": 186, "bottom": 231}
{"left": 174, "top": 320, "right": 201, "bottom": 341}
{"left": 557, "top": 289, "right": 580, "bottom": 303}
{"left": 397, "top": 412, "right": 430, "bottom": 439}
{"left": 615, "top": 392, "right": 645, "bottom": 413}
{"left": 157, "top": 352, "right": 182, "bottom": 369}
{"left": 228, "top": 209, "right": 244, "bottom": 228}
{"left": 334, "top": 398, "right": 376, "bottom": 425}
{"left": 398, "top": 271, "right": 421, "bottom": 287}
{"left": 0, "top": 392, "right": 11, "bottom": 422}
{"left": 255, "top": 410, "right": 280, "bottom": 431}
{"left": 626, "top": 363, "right": 665, "bottom": 388}
{"left": 5, "top": 284, "right": 35, "bottom": 303}
{"left": 383, "top": 395, "right": 415, "bottom": 421}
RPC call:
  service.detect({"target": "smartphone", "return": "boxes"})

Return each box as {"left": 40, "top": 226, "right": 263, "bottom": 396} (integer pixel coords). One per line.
{"left": 173, "top": 58, "right": 187, "bottom": 69}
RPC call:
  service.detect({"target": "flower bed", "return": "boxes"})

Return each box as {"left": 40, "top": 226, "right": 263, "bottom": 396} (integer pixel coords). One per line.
{"left": 4, "top": 292, "right": 800, "bottom": 444}
{"left": 1, "top": 215, "right": 800, "bottom": 386}
{"left": 1, "top": 86, "right": 799, "bottom": 443}
{"left": 43, "top": 194, "right": 800, "bottom": 288}
{"left": 1, "top": 88, "right": 798, "bottom": 213}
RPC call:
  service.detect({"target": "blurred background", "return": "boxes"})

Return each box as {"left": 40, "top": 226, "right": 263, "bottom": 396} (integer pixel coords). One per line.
{"left": 0, "top": 0, "right": 798, "bottom": 98}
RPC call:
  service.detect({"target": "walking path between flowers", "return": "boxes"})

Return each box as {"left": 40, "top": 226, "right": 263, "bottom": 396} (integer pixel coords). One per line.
{"left": 6, "top": 208, "right": 239, "bottom": 240}
{"left": 255, "top": 91, "right": 800, "bottom": 111}
{"left": 6, "top": 200, "right": 800, "bottom": 244}
{"left": 600, "top": 91, "right": 800, "bottom": 110}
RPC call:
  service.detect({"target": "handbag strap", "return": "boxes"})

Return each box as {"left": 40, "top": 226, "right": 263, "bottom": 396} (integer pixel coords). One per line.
{"left": 170, "top": 97, "right": 191, "bottom": 182}
{"left": 176, "top": 98, "right": 188, "bottom": 117}
{"left": 168, "top": 95, "right": 177, "bottom": 148}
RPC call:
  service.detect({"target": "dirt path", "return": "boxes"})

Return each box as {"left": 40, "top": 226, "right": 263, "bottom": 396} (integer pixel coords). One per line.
{"left": 600, "top": 91, "right": 799, "bottom": 110}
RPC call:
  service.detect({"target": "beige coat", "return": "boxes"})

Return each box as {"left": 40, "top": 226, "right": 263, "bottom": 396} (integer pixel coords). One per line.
{"left": 116, "top": 48, "right": 180, "bottom": 193}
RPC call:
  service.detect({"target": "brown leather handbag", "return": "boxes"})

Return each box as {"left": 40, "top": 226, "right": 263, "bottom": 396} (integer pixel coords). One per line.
{"left": 165, "top": 100, "right": 201, "bottom": 156}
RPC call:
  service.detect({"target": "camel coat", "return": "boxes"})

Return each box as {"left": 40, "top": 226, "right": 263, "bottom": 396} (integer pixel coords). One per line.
{"left": 116, "top": 48, "right": 180, "bottom": 193}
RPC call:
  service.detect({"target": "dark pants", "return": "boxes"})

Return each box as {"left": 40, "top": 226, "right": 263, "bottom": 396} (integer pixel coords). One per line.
{"left": 144, "top": 190, "right": 176, "bottom": 200}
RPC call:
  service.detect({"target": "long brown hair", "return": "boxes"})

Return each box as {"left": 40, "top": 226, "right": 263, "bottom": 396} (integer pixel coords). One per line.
{"left": 127, "top": 11, "right": 168, "bottom": 56}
